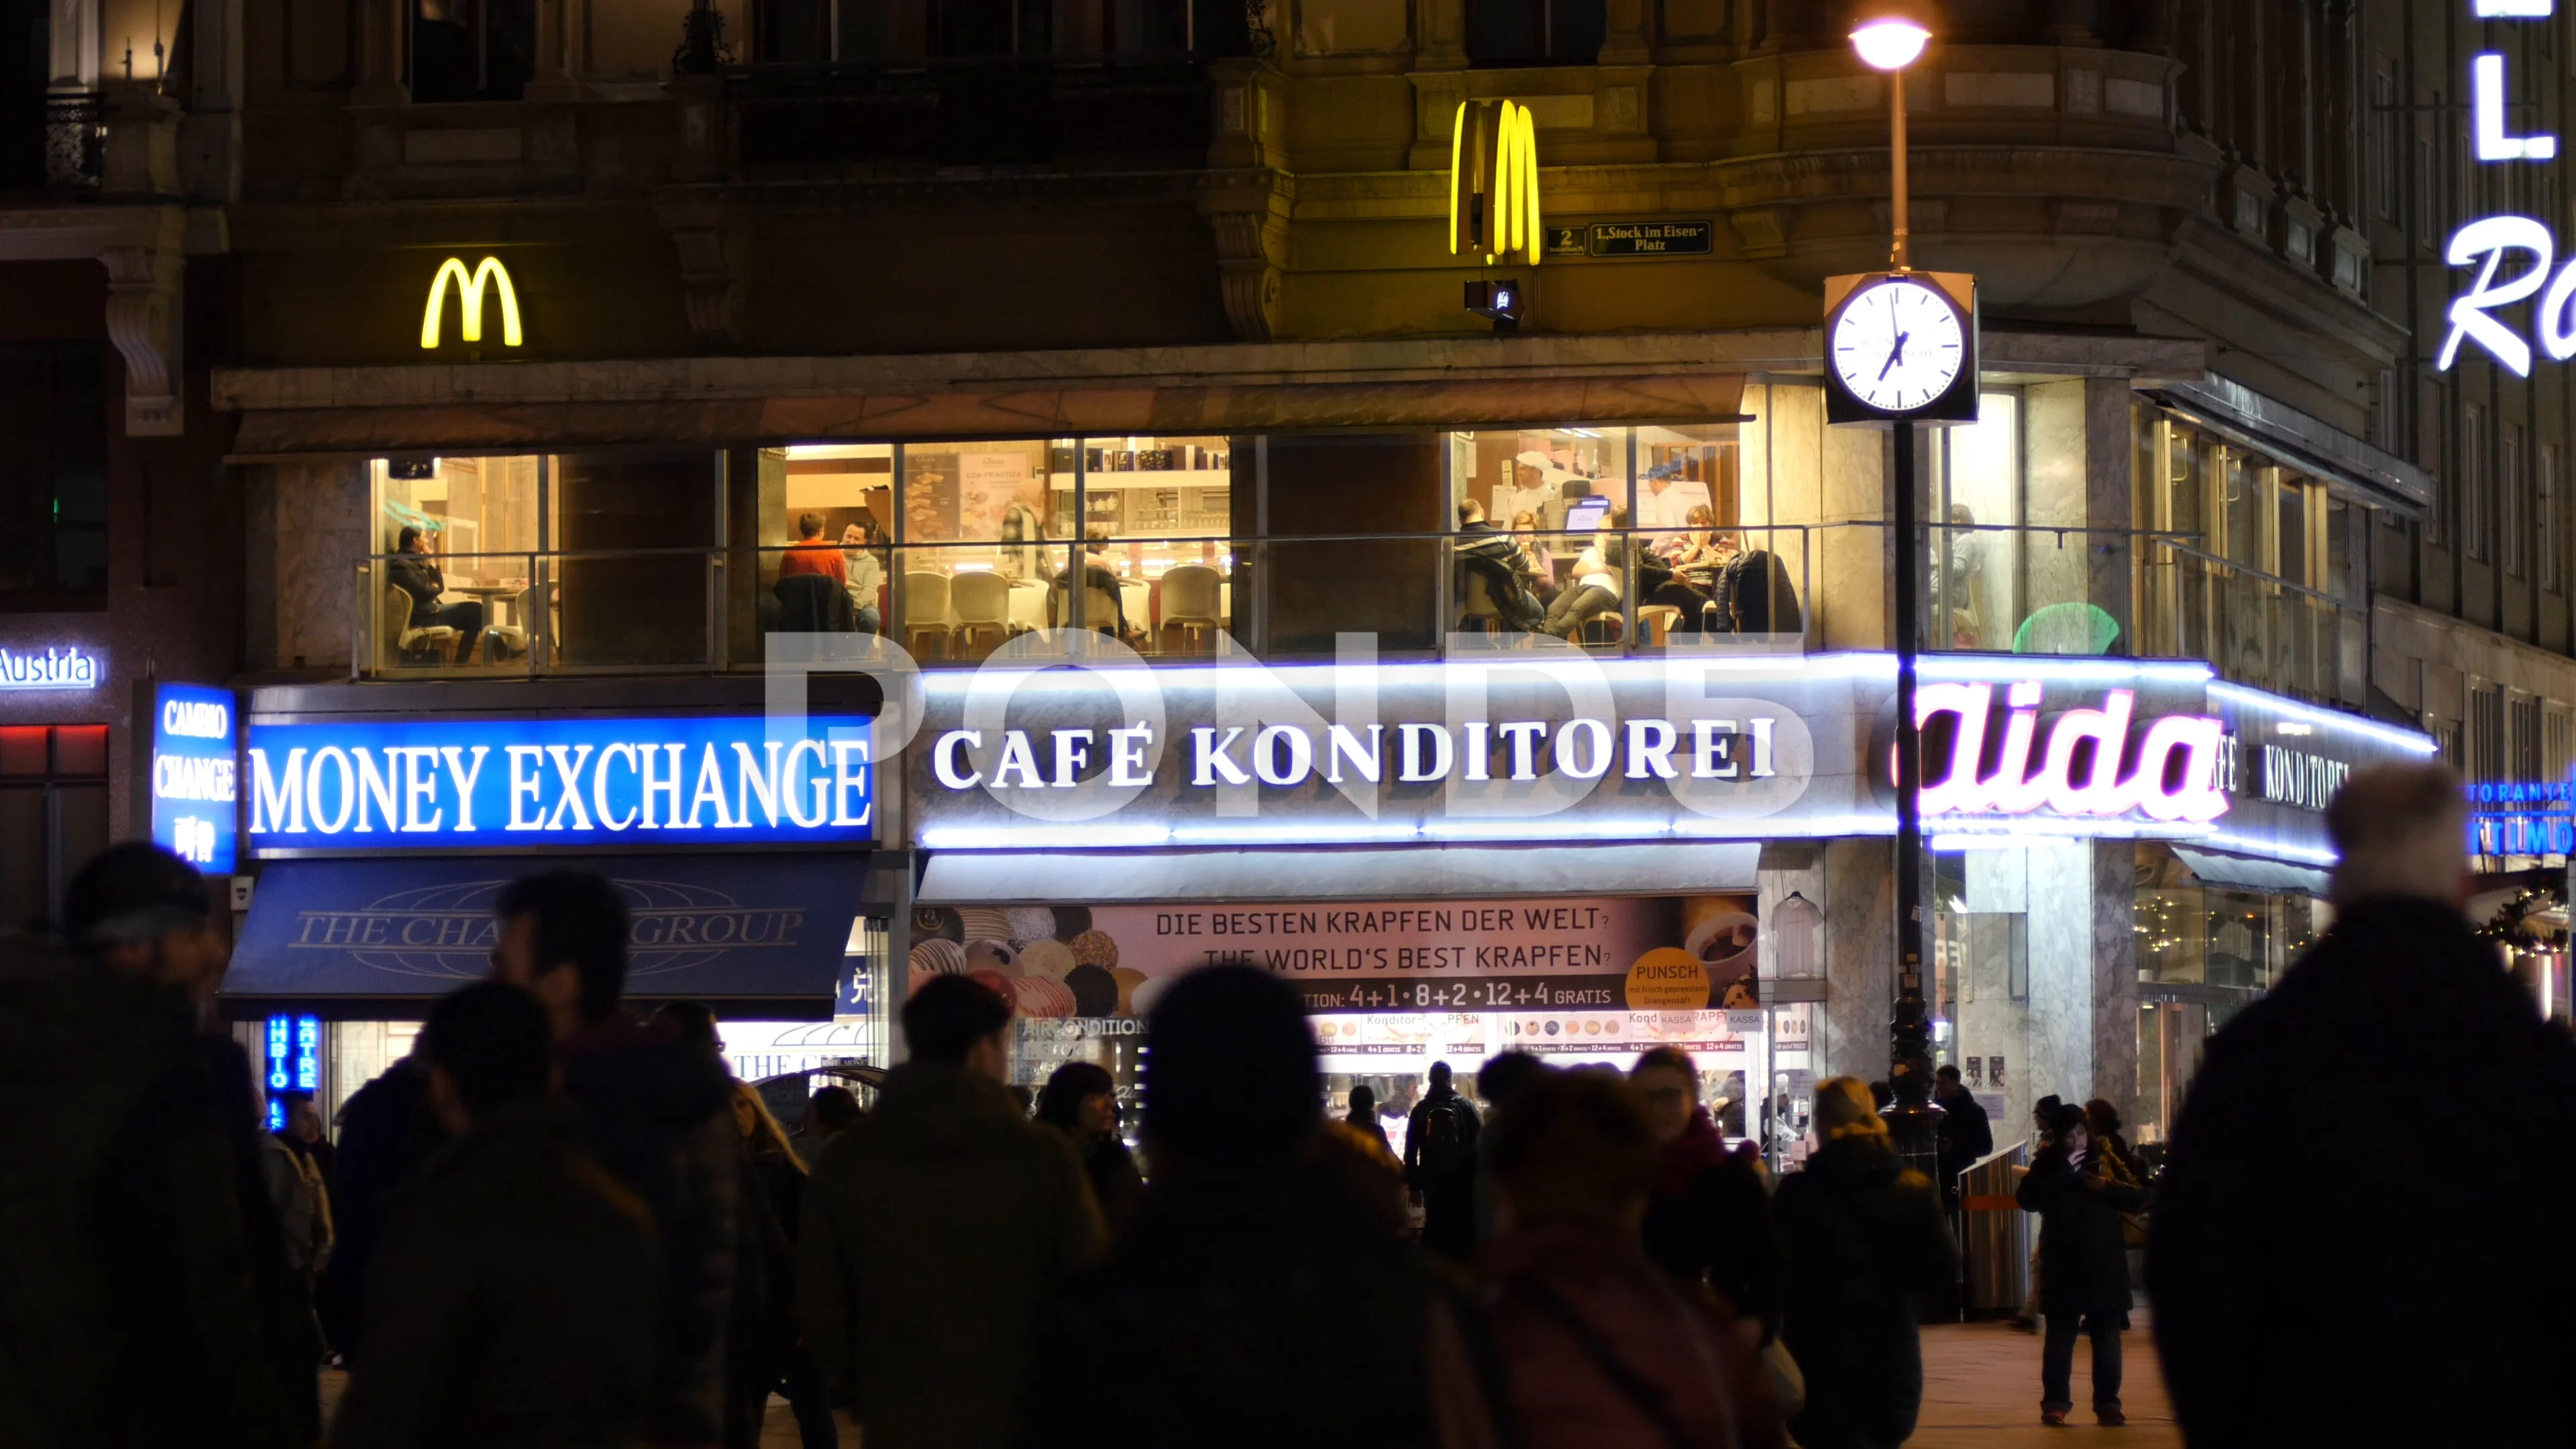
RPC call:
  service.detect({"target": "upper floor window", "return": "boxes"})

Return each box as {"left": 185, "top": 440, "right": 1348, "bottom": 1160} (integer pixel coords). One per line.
{"left": 823, "top": 0, "right": 1195, "bottom": 62}
{"left": 1466, "top": 0, "right": 1605, "bottom": 66}
{"left": 0, "top": 342, "right": 109, "bottom": 606}
{"left": 410, "top": 0, "right": 533, "bottom": 102}
{"left": 2372, "top": 62, "right": 2398, "bottom": 219}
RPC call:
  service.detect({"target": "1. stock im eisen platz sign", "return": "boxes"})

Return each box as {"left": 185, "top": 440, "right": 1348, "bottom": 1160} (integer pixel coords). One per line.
{"left": 2443, "top": 0, "right": 2576, "bottom": 375}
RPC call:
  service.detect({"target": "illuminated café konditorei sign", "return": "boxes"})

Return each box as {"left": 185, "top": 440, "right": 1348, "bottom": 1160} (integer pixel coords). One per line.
{"left": 902, "top": 653, "right": 2422, "bottom": 859}
{"left": 245, "top": 713, "right": 873, "bottom": 853}
{"left": 2439, "top": 0, "right": 2576, "bottom": 376}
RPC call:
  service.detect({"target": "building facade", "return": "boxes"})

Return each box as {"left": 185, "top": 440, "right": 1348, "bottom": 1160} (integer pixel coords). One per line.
{"left": 9, "top": 0, "right": 2555, "bottom": 1145}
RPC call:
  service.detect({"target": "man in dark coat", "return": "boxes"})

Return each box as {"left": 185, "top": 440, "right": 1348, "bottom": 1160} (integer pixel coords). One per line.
{"left": 488, "top": 870, "right": 741, "bottom": 1449}
{"left": 1452, "top": 498, "right": 1545, "bottom": 631}
{"left": 800, "top": 974, "right": 1102, "bottom": 1449}
{"left": 0, "top": 843, "right": 319, "bottom": 1449}
{"left": 2151, "top": 762, "right": 2576, "bottom": 1448}
{"left": 1403, "top": 1060, "right": 1483, "bottom": 1260}
{"left": 2017, "top": 1101, "right": 2144, "bottom": 1426}
{"left": 332, "top": 982, "right": 659, "bottom": 1449}
{"left": 1931, "top": 1063, "right": 1992, "bottom": 1212}
{"left": 323, "top": 1044, "right": 444, "bottom": 1365}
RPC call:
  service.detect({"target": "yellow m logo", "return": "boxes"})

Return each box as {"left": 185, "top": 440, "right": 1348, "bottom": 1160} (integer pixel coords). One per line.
{"left": 419, "top": 256, "right": 523, "bottom": 350}
{"left": 1448, "top": 100, "right": 1542, "bottom": 267}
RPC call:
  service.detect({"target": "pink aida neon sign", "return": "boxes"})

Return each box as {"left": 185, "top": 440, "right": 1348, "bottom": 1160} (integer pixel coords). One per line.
{"left": 1915, "top": 681, "right": 2228, "bottom": 823}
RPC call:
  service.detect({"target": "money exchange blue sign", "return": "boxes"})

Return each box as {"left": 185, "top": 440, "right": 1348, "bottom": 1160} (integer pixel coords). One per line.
{"left": 246, "top": 714, "right": 873, "bottom": 853}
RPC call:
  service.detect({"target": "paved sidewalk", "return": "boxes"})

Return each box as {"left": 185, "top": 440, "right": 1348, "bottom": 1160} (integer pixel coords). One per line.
{"left": 1911, "top": 1318, "right": 2178, "bottom": 1448}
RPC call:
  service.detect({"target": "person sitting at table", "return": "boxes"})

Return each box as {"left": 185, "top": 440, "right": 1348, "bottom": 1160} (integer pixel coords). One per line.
{"left": 779, "top": 511, "right": 847, "bottom": 587}
{"left": 1453, "top": 498, "right": 1544, "bottom": 631}
{"left": 388, "top": 525, "right": 486, "bottom": 663}
{"left": 1052, "top": 529, "right": 1134, "bottom": 639}
{"left": 840, "top": 514, "right": 886, "bottom": 633}
{"left": 1540, "top": 544, "right": 1622, "bottom": 638}
{"left": 1509, "top": 509, "right": 1560, "bottom": 605}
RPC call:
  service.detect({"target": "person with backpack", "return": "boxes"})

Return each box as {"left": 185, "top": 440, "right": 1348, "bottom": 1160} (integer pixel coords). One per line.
{"left": 1403, "top": 1061, "right": 1483, "bottom": 1260}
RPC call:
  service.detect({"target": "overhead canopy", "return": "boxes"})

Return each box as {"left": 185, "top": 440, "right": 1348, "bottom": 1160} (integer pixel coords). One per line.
{"left": 225, "top": 853, "right": 871, "bottom": 1016}
{"left": 2171, "top": 845, "right": 2330, "bottom": 900}
{"left": 918, "top": 842, "right": 1761, "bottom": 906}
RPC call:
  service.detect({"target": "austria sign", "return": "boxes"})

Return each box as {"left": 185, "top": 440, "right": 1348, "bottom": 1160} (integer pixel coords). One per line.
{"left": 246, "top": 713, "right": 874, "bottom": 853}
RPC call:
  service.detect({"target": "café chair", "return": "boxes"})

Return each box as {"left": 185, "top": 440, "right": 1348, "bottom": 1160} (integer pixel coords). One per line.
{"left": 904, "top": 572, "right": 956, "bottom": 659}
{"left": 1161, "top": 564, "right": 1225, "bottom": 653}
{"left": 949, "top": 570, "right": 1014, "bottom": 659}
{"left": 382, "top": 586, "right": 458, "bottom": 669}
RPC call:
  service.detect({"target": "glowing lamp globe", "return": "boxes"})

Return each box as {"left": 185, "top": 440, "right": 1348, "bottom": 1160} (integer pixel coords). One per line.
{"left": 1851, "top": 19, "right": 1931, "bottom": 71}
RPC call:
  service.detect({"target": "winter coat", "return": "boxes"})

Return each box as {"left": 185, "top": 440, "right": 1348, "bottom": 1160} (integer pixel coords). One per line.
{"left": 0, "top": 940, "right": 319, "bottom": 1449}
{"left": 1641, "top": 1106, "right": 1784, "bottom": 1330}
{"left": 2149, "top": 896, "right": 2576, "bottom": 1449}
{"left": 798, "top": 1061, "right": 1104, "bottom": 1449}
{"left": 726, "top": 1143, "right": 805, "bottom": 1449}
{"left": 1932, "top": 1089, "right": 1993, "bottom": 1203}
{"left": 1454, "top": 522, "right": 1545, "bottom": 629}
{"left": 2016, "top": 1140, "right": 2143, "bottom": 1320}
{"left": 1774, "top": 1133, "right": 1959, "bottom": 1449}
{"left": 330, "top": 1096, "right": 660, "bottom": 1449}
{"left": 1081, "top": 1132, "right": 1147, "bottom": 1236}
{"left": 323, "top": 1053, "right": 443, "bottom": 1366}
{"left": 259, "top": 1132, "right": 333, "bottom": 1275}
{"left": 1023, "top": 1155, "right": 1458, "bottom": 1449}
{"left": 557, "top": 1018, "right": 742, "bottom": 1447}
{"left": 1479, "top": 1220, "right": 1784, "bottom": 1449}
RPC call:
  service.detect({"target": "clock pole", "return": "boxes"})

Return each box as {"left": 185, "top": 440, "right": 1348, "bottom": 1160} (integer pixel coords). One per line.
{"left": 1851, "top": 3, "right": 1943, "bottom": 1186}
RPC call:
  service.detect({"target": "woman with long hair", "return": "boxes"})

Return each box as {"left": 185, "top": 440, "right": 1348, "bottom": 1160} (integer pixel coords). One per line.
{"left": 1036, "top": 1061, "right": 1145, "bottom": 1235}
{"left": 1772, "top": 1076, "right": 1959, "bottom": 1449}
{"left": 728, "top": 1081, "right": 832, "bottom": 1449}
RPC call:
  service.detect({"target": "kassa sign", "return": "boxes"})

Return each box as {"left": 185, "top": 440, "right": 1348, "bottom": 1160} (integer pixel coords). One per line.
{"left": 246, "top": 713, "right": 873, "bottom": 854}
{"left": 152, "top": 684, "right": 237, "bottom": 873}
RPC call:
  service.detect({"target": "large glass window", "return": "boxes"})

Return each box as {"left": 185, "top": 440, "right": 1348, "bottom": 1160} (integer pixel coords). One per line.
{"left": 1929, "top": 392, "right": 2022, "bottom": 651}
{"left": 366, "top": 451, "right": 721, "bottom": 676}
{"left": 0, "top": 724, "right": 109, "bottom": 933}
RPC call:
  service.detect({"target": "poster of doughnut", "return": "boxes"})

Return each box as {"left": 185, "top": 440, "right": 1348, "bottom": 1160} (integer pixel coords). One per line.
{"left": 905, "top": 895, "right": 1761, "bottom": 1020}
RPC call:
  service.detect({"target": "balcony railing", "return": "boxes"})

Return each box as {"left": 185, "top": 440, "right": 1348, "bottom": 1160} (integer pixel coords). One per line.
{"left": 348, "top": 526, "right": 2363, "bottom": 701}
{"left": 352, "top": 528, "right": 1820, "bottom": 678}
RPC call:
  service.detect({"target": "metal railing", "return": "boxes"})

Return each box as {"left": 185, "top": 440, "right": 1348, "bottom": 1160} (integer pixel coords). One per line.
{"left": 356, "top": 548, "right": 723, "bottom": 678}
{"left": 2135, "top": 538, "right": 2363, "bottom": 706}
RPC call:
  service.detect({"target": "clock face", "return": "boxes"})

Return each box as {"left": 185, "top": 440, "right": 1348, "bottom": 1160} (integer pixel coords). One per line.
{"left": 1829, "top": 276, "right": 1968, "bottom": 415}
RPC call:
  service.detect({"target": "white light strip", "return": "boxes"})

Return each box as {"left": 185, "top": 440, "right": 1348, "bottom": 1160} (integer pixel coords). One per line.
{"left": 1913, "top": 655, "right": 2213, "bottom": 685}
{"left": 2199, "top": 830, "right": 2341, "bottom": 867}
{"left": 918, "top": 651, "right": 1898, "bottom": 694}
{"left": 2206, "top": 682, "right": 2439, "bottom": 755}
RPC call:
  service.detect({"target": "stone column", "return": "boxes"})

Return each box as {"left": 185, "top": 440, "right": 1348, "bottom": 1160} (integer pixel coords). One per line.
{"left": 1599, "top": 0, "right": 1649, "bottom": 64}
{"left": 1816, "top": 837, "right": 1895, "bottom": 1085}
{"left": 1413, "top": 0, "right": 1465, "bottom": 70}
{"left": 526, "top": 0, "right": 580, "bottom": 101}
{"left": 352, "top": 0, "right": 407, "bottom": 105}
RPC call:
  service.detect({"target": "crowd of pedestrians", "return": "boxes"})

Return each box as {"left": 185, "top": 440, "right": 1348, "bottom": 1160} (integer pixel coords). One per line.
{"left": 5, "top": 759, "right": 2546, "bottom": 1448}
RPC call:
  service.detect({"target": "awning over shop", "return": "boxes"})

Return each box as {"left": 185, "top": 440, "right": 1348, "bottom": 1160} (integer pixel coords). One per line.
{"left": 918, "top": 842, "right": 1761, "bottom": 906}
{"left": 225, "top": 854, "right": 870, "bottom": 1014}
{"left": 2171, "top": 845, "right": 2330, "bottom": 900}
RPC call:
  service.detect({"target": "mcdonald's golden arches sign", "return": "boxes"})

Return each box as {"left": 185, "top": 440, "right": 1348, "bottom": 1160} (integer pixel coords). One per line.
{"left": 419, "top": 256, "right": 523, "bottom": 350}
{"left": 1448, "top": 100, "right": 1542, "bottom": 268}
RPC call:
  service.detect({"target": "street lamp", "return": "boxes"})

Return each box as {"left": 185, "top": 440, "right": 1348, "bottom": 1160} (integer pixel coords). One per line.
{"left": 1851, "top": 9, "right": 1932, "bottom": 270}
{"left": 1850, "top": 3, "right": 1945, "bottom": 1184}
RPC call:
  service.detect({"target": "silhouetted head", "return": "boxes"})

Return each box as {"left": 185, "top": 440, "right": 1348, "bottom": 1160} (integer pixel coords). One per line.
{"left": 1144, "top": 966, "right": 1318, "bottom": 1169}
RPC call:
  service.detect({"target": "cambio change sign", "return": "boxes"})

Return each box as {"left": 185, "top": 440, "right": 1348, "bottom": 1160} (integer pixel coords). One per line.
{"left": 246, "top": 714, "right": 874, "bottom": 853}
{"left": 2438, "top": 1, "right": 2576, "bottom": 376}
